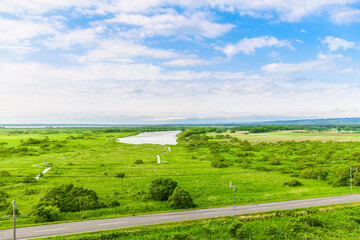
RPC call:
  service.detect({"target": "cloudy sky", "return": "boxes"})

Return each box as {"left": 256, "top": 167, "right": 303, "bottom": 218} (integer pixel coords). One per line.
{"left": 1, "top": 0, "right": 360, "bottom": 124}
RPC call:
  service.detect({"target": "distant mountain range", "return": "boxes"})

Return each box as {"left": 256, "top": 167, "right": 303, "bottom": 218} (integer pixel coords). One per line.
{"left": 2, "top": 117, "right": 360, "bottom": 127}
{"left": 253, "top": 118, "right": 360, "bottom": 126}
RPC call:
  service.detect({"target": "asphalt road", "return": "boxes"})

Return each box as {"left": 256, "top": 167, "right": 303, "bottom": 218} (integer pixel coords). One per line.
{"left": 1, "top": 193, "right": 360, "bottom": 240}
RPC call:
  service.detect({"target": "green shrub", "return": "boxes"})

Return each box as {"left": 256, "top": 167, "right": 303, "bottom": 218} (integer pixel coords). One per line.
{"left": 23, "top": 176, "right": 36, "bottom": 183}
{"left": 333, "top": 166, "right": 349, "bottom": 187}
{"left": 229, "top": 220, "right": 247, "bottom": 238}
{"left": 0, "top": 170, "right": 10, "bottom": 176}
{"left": 36, "top": 184, "right": 104, "bottom": 212}
{"left": 211, "top": 158, "right": 229, "bottom": 168}
{"left": 170, "top": 232, "right": 191, "bottom": 240}
{"left": 298, "top": 215, "right": 322, "bottom": 227}
{"left": 300, "top": 167, "right": 328, "bottom": 180}
{"left": 6, "top": 205, "right": 20, "bottom": 216}
{"left": 24, "top": 188, "right": 37, "bottom": 195}
{"left": 168, "top": 187, "right": 194, "bottom": 209}
{"left": 33, "top": 205, "right": 60, "bottom": 222}
{"left": 115, "top": 173, "right": 125, "bottom": 178}
{"left": 149, "top": 178, "right": 178, "bottom": 201}
{"left": 109, "top": 200, "right": 120, "bottom": 207}
{"left": 284, "top": 179, "right": 302, "bottom": 187}
{"left": 0, "top": 191, "right": 10, "bottom": 210}
{"left": 264, "top": 224, "right": 280, "bottom": 238}
{"left": 134, "top": 160, "right": 143, "bottom": 164}
{"left": 268, "top": 158, "right": 281, "bottom": 165}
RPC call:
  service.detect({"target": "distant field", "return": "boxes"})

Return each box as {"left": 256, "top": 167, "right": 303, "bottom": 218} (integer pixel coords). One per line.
{"left": 0, "top": 127, "right": 359, "bottom": 229}
{"left": 208, "top": 130, "right": 360, "bottom": 143}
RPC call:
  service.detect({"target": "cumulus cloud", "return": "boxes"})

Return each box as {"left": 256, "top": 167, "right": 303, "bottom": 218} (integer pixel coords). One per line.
{"left": 0, "top": 17, "right": 58, "bottom": 43}
{"left": 330, "top": 8, "right": 360, "bottom": 24}
{"left": 217, "top": 36, "right": 293, "bottom": 58}
{"left": 322, "top": 36, "right": 355, "bottom": 51}
{"left": 162, "top": 58, "right": 210, "bottom": 67}
{"left": 75, "top": 40, "right": 180, "bottom": 63}
{"left": 105, "top": 11, "right": 234, "bottom": 38}
{"left": 44, "top": 27, "right": 104, "bottom": 49}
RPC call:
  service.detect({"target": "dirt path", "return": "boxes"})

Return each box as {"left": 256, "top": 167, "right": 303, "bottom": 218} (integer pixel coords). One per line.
{"left": 157, "top": 147, "right": 171, "bottom": 164}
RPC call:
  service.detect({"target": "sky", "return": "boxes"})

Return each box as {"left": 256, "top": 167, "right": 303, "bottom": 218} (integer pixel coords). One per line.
{"left": 1, "top": 0, "right": 360, "bottom": 124}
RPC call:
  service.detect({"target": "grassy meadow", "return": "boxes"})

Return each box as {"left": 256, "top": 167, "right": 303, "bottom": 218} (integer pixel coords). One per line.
{"left": 1, "top": 126, "right": 360, "bottom": 229}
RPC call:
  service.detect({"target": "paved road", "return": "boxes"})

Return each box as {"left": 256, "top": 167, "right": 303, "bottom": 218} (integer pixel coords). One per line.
{"left": 1, "top": 193, "right": 360, "bottom": 239}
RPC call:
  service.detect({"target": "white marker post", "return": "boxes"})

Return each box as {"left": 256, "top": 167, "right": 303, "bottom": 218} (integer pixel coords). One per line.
{"left": 230, "top": 182, "right": 237, "bottom": 219}
{"left": 350, "top": 168, "right": 357, "bottom": 191}
{"left": 12, "top": 200, "right": 16, "bottom": 240}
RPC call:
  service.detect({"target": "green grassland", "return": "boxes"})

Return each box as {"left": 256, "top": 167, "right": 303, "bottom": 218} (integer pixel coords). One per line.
{"left": 41, "top": 203, "right": 360, "bottom": 239}
{"left": 1, "top": 127, "right": 360, "bottom": 229}
{"left": 208, "top": 129, "right": 360, "bottom": 143}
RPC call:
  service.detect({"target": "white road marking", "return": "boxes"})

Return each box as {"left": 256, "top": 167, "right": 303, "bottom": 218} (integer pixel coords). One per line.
{"left": 158, "top": 215, "right": 180, "bottom": 220}
{"left": 98, "top": 221, "right": 128, "bottom": 226}
{"left": 203, "top": 210, "right": 230, "bottom": 215}
{"left": 34, "top": 228, "right": 67, "bottom": 233}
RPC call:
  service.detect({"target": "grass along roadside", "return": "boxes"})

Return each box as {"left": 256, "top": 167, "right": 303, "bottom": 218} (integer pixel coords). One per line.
{"left": 39, "top": 202, "right": 360, "bottom": 239}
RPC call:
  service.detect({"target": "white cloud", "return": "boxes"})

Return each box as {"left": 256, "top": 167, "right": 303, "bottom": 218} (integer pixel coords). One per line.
{"left": 163, "top": 58, "right": 210, "bottom": 67}
{"left": 0, "top": 17, "right": 58, "bottom": 43}
{"left": 0, "top": 0, "right": 357, "bottom": 23}
{"left": 75, "top": 40, "right": 180, "bottom": 63}
{"left": 0, "top": 0, "right": 102, "bottom": 14}
{"left": 44, "top": 27, "right": 104, "bottom": 49}
{"left": 330, "top": 8, "right": 360, "bottom": 24}
{"left": 261, "top": 54, "right": 342, "bottom": 73}
{"left": 106, "top": 11, "right": 234, "bottom": 38}
{"left": 322, "top": 36, "right": 355, "bottom": 51}
{"left": 217, "top": 36, "right": 293, "bottom": 58}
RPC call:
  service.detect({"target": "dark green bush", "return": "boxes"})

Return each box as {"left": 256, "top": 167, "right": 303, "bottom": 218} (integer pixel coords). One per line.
{"left": 168, "top": 187, "right": 194, "bottom": 209}
{"left": 300, "top": 167, "right": 328, "bottom": 180}
{"left": 228, "top": 220, "right": 247, "bottom": 238}
{"left": 268, "top": 158, "right": 281, "bottom": 165}
{"left": 0, "top": 191, "right": 10, "bottom": 210}
{"left": 134, "top": 160, "right": 143, "bottom": 164}
{"left": 36, "top": 184, "right": 104, "bottom": 212}
{"left": 264, "top": 224, "right": 280, "bottom": 238}
{"left": 23, "top": 176, "right": 36, "bottom": 183}
{"left": 284, "top": 179, "right": 302, "bottom": 187}
{"left": 211, "top": 158, "right": 229, "bottom": 168}
{"left": 115, "top": 173, "right": 125, "bottom": 178}
{"left": 24, "top": 188, "right": 37, "bottom": 195}
{"left": 149, "top": 178, "right": 178, "bottom": 201}
{"left": 0, "top": 170, "right": 10, "bottom": 176}
{"left": 109, "top": 200, "right": 120, "bottom": 207}
{"left": 33, "top": 205, "right": 60, "bottom": 222}
{"left": 298, "top": 215, "right": 323, "bottom": 227}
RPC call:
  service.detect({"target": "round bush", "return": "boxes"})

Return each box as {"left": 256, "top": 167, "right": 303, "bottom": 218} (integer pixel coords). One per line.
{"left": 168, "top": 187, "right": 194, "bottom": 209}
{"left": 33, "top": 205, "right": 60, "bottom": 222}
{"left": 134, "top": 160, "right": 143, "bottom": 164}
{"left": 37, "top": 184, "right": 104, "bottom": 212}
{"left": 283, "top": 179, "right": 302, "bottom": 187}
{"left": 149, "top": 178, "right": 178, "bottom": 201}
{"left": 115, "top": 172, "right": 125, "bottom": 178}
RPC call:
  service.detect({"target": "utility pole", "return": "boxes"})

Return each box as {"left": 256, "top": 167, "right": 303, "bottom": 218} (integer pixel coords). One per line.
{"left": 12, "top": 199, "right": 16, "bottom": 240}
{"left": 230, "top": 182, "right": 237, "bottom": 219}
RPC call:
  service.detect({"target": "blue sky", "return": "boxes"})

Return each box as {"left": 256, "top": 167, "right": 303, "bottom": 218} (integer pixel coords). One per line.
{"left": 1, "top": 1, "right": 360, "bottom": 124}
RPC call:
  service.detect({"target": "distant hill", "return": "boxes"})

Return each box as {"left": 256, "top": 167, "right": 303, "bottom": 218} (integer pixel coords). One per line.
{"left": 256, "top": 118, "right": 360, "bottom": 126}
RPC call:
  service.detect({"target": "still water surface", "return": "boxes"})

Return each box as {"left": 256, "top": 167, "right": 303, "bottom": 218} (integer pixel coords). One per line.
{"left": 116, "top": 130, "right": 181, "bottom": 145}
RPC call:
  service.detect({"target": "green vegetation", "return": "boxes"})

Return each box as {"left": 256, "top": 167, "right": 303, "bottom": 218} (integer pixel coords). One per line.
{"left": 41, "top": 203, "right": 360, "bottom": 239}
{"left": 1, "top": 126, "right": 360, "bottom": 229}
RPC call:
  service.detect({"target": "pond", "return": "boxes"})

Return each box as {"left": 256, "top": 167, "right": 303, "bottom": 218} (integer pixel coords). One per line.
{"left": 116, "top": 130, "right": 181, "bottom": 145}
